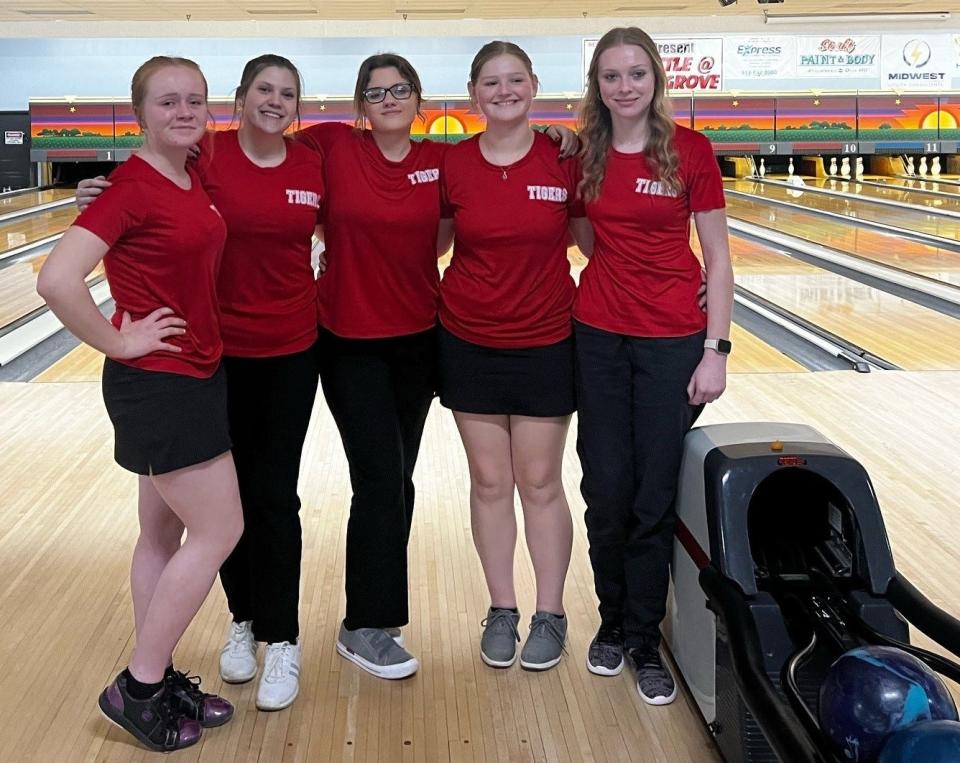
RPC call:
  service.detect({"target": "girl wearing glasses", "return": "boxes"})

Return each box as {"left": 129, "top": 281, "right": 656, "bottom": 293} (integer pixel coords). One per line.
{"left": 438, "top": 41, "right": 589, "bottom": 672}
{"left": 76, "top": 55, "right": 325, "bottom": 712}
{"left": 296, "top": 54, "right": 445, "bottom": 680}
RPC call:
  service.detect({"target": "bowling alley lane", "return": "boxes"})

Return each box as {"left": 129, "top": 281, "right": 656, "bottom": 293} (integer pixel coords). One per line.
{"left": 728, "top": 179, "right": 959, "bottom": 241}
{"left": 1, "top": 205, "right": 76, "bottom": 254}
{"left": 0, "top": 188, "right": 75, "bottom": 217}
{"left": 867, "top": 176, "right": 960, "bottom": 198}
{"left": 797, "top": 177, "right": 960, "bottom": 212}
{"left": 0, "top": 251, "right": 102, "bottom": 329}
{"left": 725, "top": 195, "right": 960, "bottom": 288}
{"left": 699, "top": 234, "right": 960, "bottom": 370}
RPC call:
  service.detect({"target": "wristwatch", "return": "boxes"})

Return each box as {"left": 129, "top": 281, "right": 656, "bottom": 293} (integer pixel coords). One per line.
{"left": 704, "top": 338, "right": 732, "bottom": 355}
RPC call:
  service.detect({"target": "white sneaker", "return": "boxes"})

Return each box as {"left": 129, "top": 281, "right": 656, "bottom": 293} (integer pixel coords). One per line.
{"left": 220, "top": 620, "right": 258, "bottom": 684}
{"left": 256, "top": 641, "right": 301, "bottom": 711}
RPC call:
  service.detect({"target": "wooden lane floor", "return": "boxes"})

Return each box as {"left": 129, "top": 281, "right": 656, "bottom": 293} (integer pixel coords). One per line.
{"left": 31, "top": 342, "right": 104, "bottom": 382}
{"left": 0, "top": 251, "right": 103, "bottom": 329}
{"left": 797, "top": 177, "right": 960, "bottom": 210}
{"left": 726, "top": 195, "right": 960, "bottom": 287}
{"left": 725, "top": 236, "right": 960, "bottom": 370}
{"left": 728, "top": 179, "right": 959, "bottom": 242}
{"left": 1, "top": 205, "right": 76, "bottom": 254}
{"left": 3, "top": 369, "right": 960, "bottom": 761}
{"left": 0, "top": 188, "right": 75, "bottom": 216}
{"left": 866, "top": 176, "right": 960, "bottom": 198}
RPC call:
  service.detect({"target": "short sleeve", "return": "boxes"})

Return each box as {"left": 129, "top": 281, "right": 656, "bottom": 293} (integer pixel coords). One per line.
{"left": 684, "top": 131, "right": 725, "bottom": 212}
{"left": 295, "top": 121, "right": 352, "bottom": 157}
{"left": 566, "top": 155, "right": 586, "bottom": 218}
{"left": 73, "top": 174, "right": 143, "bottom": 247}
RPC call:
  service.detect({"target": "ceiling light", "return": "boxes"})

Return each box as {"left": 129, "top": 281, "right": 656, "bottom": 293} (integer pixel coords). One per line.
{"left": 763, "top": 11, "right": 950, "bottom": 24}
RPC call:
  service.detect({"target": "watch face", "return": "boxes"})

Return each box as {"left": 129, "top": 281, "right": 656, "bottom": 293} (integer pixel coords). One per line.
{"left": 717, "top": 338, "right": 732, "bottom": 354}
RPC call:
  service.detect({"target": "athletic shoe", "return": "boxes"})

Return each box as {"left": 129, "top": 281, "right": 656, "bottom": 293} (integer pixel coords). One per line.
{"left": 98, "top": 672, "right": 202, "bottom": 752}
{"left": 165, "top": 669, "right": 234, "bottom": 727}
{"left": 586, "top": 624, "right": 625, "bottom": 676}
{"left": 256, "top": 641, "right": 301, "bottom": 711}
{"left": 385, "top": 627, "right": 405, "bottom": 647}
{"left": 480, "top": 607, "right": 521, "bottom": 668}
{"left": 336, "top": 622, "right": 419, "bottom": 679}
{"left": 519, "top": 612, "right": 567, "bottom": 671}
{"left": 629, "top": 644, "right": 678, "bottom": 705}
{"left": 220, "top": 620, "right": 258, "bottom": 683}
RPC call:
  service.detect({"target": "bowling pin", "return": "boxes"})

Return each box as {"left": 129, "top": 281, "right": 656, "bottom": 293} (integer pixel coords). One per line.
{"left": 788, "top": 157, "right": 795, "bottom": 177}
{"left": 759, "top": 158, "right": 766, "bottom": 178}
{"left": 919, "top": 156, "right": 928, "bottom": 176}
{"left": 840, "top": 157, "right": 851, "bottom": 179}
{"left": 855, "top": 157, "right": 864, "bottom": 180}
{"left": 829, "top": 156, "right": 838, "bottom": 176}
{"left": 931, "top": 156, "right": 941, "bottom": 177}
{"left": 906, "top": 156, "right": 915, "bottom": 175}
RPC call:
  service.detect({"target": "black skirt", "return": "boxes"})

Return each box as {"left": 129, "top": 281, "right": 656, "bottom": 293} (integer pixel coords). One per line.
{"left": 102, "top": 359, "right": 232, "bottom": 475}
{"left": 437, "top": 325, "right": 576, "bottom": 417}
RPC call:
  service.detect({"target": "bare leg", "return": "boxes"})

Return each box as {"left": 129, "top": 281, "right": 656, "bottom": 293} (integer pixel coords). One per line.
{"left": 127, "top": 452, "right": 244, "bottom": 683}
{"left": 510, "top": 415, "right": 573, "bottom": 614}
{"left": 453, "top": 412, "right": 518, "bottom": 609}
{"left": 130, "top": 476, "right": 184, "bottom": 667}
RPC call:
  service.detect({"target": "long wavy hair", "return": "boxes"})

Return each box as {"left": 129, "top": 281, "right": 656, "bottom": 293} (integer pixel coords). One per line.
{"left": 578, "top": 27, "right": 680, "bottom": 203}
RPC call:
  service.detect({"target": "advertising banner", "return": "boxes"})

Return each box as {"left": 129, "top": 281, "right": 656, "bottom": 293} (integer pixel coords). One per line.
{"left": 582, "top": 36, "right": 723, "bottom": 92}
{"left": 656, "top": 38, "right": 723, "bottom": 91}
{"left": 881, "top": 34, "right": 953, "bottom": 91}
{"left": 796, "top": 36, "right": 880, "bottom": 78}
{"left": 724, "top": 36, "right": 795, "bottom": 80}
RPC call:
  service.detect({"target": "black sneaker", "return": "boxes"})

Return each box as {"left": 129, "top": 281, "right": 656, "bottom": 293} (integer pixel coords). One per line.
{"left": 586, "top": 624, "right": 624, "bottom": 676}
{"left": 628, "top": 644, "right": 678, "bottom": 706}
{"left": 98, "top": 672, "right": 202, "bottom": 751}
{"left": 165, "top": 669, "right": 234, "bottom": 727}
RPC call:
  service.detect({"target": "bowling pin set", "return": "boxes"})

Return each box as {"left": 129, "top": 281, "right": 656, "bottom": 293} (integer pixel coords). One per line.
{"left": 827, "top": 156, "right": 864, "bottom": 180}
{"left": 905, "top": 155, "right": 941, "bottom": 177}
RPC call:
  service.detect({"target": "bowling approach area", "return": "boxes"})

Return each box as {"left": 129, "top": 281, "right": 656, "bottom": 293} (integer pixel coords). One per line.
{"left": 2, "top": 359, "right": 959, "bottom": 761}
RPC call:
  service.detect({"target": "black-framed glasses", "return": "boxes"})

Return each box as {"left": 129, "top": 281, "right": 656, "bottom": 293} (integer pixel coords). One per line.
{"left": 362, "top": 82, "right": 415, "bottom": 104}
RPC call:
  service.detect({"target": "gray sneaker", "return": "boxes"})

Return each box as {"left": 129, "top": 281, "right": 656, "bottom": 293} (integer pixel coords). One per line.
{"left": 520, "top": 612, "right": 567, "bottom": 671}
{"left": 629, "top": 644, "right": 678, "bottom": 705}
{"left": 586, "top": 624, "right": 625, "bottom": 676}
{"left": 336, "top": 622, "right": 419, "bottom": 679}
{"left": 480, "top": 607, "right": 521, "bottom": 668}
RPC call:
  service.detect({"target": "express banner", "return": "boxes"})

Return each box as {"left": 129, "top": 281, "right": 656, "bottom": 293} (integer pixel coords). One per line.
{"left": 796, "top": 36, "right": 880, "bottom": 78}
{"left": 881, "top": 34, "right": 953, "bottom": 91}
{"left": 724, "top": 36, "right": 795, "bottom": 80}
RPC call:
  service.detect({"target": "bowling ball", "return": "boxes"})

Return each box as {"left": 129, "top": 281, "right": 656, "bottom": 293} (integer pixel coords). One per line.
{"left": 818, "top": 645, "right": 958, "bottom": 762}
{"left": 877, "top": 720, "right": 960, "bottom": 762}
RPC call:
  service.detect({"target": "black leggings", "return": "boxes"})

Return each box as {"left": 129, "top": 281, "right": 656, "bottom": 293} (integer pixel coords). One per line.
{"left": 218, "top": 343, "right": 320, "bottom": 644}
{"left": 318, "top": 327, "right": 437, "bottom": 630}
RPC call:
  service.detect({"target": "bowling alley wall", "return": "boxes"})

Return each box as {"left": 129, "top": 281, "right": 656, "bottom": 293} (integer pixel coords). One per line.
{"left": 6, "top": 30, "right": 960, "bottom": 162}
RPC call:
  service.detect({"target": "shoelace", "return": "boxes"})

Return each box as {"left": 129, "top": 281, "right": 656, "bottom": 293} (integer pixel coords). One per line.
{"left": 166, "top": 670, "right": 206, "bottom": 705}
{"left": 263, "top": 643, "right": 296, "bottom": 683}
{"left": 529, "top": 617, "right": 568, "bottom": 653}
{"left": 225, "top": 624, "right": 254, "bottom": 654}
{"left": 481, "top": 610, "right": 520, "bottom": 643}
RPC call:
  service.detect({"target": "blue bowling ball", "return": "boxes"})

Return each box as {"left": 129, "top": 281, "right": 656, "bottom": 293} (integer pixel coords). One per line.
{"left": 818, "top": 645, "right": 958, "bottom": 761}
{"left": 877, "top": 720, "right": 960, "bottom": 762}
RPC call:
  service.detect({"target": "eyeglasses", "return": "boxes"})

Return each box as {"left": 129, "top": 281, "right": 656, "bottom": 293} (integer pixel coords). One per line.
{"left": 362, "top": 82, "right": 415, "bottom": 104}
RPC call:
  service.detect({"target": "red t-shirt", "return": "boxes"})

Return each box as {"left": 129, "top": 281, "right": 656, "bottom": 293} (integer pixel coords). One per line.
{"left": 574, "top": 125, "right": 725, "bottom": 337}
{"left": 195, "top": 129, "right": 323, "bottom": 357}
{"left": 297, "top": 122, "right": 445, "bottom": 338}
{"left": 74, "top": 154, "right": 226, "bottom": 378}
{"left": 439, "top": 131, "right": 582, "bottom": 348}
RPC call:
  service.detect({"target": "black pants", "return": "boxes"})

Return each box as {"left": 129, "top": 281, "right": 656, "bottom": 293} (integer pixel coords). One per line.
{"left": 574, "top": 321, "right": 705, "bottom": 649}
{"left": 218, "top": 344, "right": 320, "bottom": 644}
{"left": 318, "top": 327, "right": 437, "bottom": 630}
